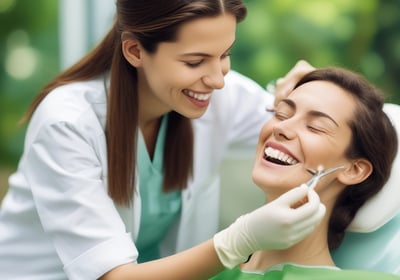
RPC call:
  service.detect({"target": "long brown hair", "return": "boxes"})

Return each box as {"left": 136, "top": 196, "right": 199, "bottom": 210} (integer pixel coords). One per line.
{"left": 21, "top": 0, "right": 247, "bottom": 206}
{"left": 294, "top": 67, "right": 398, "bottom": 250}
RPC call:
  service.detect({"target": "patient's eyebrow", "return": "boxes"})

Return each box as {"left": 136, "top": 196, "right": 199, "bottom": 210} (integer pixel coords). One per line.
{"left": 309, "top": 111, "right": 339, "bottom": 127}
{"left": 280, "top": 99, "right": 339, "bottom": 127}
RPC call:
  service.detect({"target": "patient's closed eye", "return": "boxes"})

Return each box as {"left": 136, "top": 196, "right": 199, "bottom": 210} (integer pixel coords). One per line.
{"left": 306, "top": 116, "right": 338, "bottom": 134}
{"left": 307, "top": 125, "right": 326, "bottom": 133}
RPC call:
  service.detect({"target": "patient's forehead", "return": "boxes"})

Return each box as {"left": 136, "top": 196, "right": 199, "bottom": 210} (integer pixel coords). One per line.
{"left": 288, "top": 80, "right": 357, "bottom": 124}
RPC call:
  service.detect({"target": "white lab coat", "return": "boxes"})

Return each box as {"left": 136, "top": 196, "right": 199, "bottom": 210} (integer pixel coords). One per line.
{"left": 0, "top": 70, "right": 274, "bottom": 279}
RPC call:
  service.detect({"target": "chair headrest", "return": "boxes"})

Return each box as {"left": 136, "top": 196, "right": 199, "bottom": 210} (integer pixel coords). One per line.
{"left": 347, "top": 103, "right": 400, "bottom": 232}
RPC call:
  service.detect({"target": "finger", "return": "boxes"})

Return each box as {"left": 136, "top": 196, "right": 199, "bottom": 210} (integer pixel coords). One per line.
{"left": 286, "top": 60, "right": 315, "bottom": 77}
{"left": 288, "top": 188, "right": 323, "bottom": 221}
{"left": 307, "top": 188, "right": 321, "bottom": 204}
{"left": 287, "top": 210, "right": 326, "bottom": 247}
{"left": 287, "top": 203, "right": 326, "bottom": 241}
{"left": 274, "top": 60, "right": 315, "bottom": 106}
{"left": 275, "top": 184, "right": 309, "bottom": 205}
{"left": 282, "top": 60, "right": 315, "bottom": 84}
{"left": 294, "top": 203, "right": 326, "bottom": 232}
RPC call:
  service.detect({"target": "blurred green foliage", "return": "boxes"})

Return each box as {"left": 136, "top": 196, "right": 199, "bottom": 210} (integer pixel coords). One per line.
{"left": 0, "top": 0, "right": 399, "bottom": 170}
{"left": 232, "top": 0, "right": 400, "bottom": 104}
{"left": 0, "top": 0, "right": 59, "bottom": 168}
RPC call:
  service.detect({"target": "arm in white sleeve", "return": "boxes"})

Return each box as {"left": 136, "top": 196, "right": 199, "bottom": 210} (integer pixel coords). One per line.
{"left": 26, "top": 118, "right": 137, "bottom": 280}
{"left": 98, "top": 185, "right": 325, "bottom": 279}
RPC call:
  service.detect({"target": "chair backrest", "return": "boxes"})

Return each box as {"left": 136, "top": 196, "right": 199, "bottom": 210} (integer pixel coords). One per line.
{"left": 332, "top": 212, "right": 400, "bottom": 274}
{"left": 332, "top": 103, "right": 400, "bottom": 275}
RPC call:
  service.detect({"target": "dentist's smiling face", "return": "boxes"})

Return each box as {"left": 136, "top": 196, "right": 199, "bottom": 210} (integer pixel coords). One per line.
{"left": 252, "top": 80, "right": 357, "bottom": 199}
{"left": 135, "top": 14, "right": 237, "bottom": 119}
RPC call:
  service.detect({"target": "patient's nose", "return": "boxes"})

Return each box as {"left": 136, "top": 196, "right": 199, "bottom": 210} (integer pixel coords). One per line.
{"left": 273, "top": 121, "right": 297, "bottom": 140}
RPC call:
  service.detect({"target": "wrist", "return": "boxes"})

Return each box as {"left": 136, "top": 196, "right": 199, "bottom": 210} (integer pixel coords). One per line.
{"left": 213, "top": 227, "right": 249, "bottom": 269}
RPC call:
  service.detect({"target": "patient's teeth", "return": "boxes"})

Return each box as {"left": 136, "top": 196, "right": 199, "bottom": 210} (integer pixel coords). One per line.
{"left": 264, "top": 147, "right": 298, "bottom": 165}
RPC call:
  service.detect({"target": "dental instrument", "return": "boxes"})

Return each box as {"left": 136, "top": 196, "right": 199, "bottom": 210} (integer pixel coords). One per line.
{"left": 305, "top": 165, "right": 346, "bottom": 189}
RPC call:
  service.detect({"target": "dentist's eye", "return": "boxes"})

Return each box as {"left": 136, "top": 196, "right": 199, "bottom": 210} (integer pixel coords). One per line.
{"left": 271, "top": 109, "right": 289, "bottom": 121}
{"left": 185, "top": 60, "right": 204, "bottom": 68}
{"left": 276, "top": 113, "right": 289, "bottom": 121}
{"left": 268, "top": 108, "right": 290, "bottom": 121}
{"left": 269, "top": 102, "right": 294, "bottom": 120}
{"left": 221, "top": 52, "right": 231, "bottom": 59}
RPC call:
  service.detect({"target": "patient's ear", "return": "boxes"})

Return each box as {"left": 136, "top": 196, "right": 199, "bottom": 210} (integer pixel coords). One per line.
{"left": 338, "top": 159, "right": 373, "bottom": 185}
{"left": 121, "top": 32, "right": 143, "bottom": 67}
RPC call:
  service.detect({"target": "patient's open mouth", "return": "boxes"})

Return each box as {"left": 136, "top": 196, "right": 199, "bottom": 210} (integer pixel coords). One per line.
{"left": 264, "top": 147, "right": 298, "bottom": 165}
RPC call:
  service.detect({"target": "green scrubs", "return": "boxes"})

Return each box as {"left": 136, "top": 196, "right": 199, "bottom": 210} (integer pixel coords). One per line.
{"left": 135, "top": 115, "right": 182, "bottom": 263}
{"left": 209, "top": 263, "right": 399, "bottom": 280}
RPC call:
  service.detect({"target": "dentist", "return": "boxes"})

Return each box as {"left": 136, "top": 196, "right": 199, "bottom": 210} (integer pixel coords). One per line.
{"left": 0, "top": 1, "right": 323, "bottom": 279}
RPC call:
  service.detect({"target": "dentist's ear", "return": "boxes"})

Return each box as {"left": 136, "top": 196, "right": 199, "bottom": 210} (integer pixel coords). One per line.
{"left": 121, "top": 32, "right": 143, "bottom": 67}
{"left": 338, "top": 159, "right": 373, "bottom": 185}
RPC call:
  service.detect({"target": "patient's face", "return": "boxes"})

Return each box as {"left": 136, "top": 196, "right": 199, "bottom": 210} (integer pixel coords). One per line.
{"left": 252, "top": 80, "right": 356, "bottom": 197}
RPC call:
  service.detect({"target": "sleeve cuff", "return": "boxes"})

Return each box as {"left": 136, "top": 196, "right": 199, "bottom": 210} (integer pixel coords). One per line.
{"left": 64, "top": 232, "right": 138, "bottom": 280}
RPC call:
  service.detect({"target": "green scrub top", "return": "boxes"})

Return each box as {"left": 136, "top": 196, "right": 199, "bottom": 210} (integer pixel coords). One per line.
{"left": 135, "top": 115, "right": 182, "bottom": 263}
{"left": 209, "top": 263, "right": 399, "bottom": 280}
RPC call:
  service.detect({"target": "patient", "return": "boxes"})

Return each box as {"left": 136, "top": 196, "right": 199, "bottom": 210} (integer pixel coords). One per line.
{"left": 211, "top": 67, "right": 399, "bottom": 279}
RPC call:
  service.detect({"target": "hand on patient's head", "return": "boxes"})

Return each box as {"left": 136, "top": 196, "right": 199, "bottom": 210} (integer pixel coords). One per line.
{"left": 274, "top": 60, "right": 315, "bottom": 107}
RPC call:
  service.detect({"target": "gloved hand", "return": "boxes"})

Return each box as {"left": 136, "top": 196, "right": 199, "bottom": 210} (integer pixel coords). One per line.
{"left": 213, "top": 184, "right": 326, "bottom": 268}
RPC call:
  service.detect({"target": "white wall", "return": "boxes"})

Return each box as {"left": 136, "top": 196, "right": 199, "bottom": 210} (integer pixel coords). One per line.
{"left": 59, "top": 0, "right": 115, "bottom": 69}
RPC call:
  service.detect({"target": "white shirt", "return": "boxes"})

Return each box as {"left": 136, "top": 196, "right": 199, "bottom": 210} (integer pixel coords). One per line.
{"left": 0, "top": 70, "right": 274, "bottom": 279}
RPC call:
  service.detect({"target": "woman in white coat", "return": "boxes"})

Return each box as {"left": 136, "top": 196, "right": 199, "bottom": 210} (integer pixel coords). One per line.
{"left": 0, "top": 0, "right": 324, "bottom": 279}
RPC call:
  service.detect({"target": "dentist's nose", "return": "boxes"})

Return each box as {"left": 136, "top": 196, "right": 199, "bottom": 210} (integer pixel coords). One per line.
{"left": 202, "top": 61, "right": 228, "bottom": 89}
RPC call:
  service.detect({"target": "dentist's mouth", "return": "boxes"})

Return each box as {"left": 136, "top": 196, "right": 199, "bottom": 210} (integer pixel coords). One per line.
{"left": 264, "top": 146, "right": 299, "bottom": 166}
{"left": 182, "top": 89, "right": 212, "bottom": 101}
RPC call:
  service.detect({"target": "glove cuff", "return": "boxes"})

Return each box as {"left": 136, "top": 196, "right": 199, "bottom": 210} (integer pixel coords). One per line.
{"left": 213, "top": 227, "right": 248, "bottom": 269}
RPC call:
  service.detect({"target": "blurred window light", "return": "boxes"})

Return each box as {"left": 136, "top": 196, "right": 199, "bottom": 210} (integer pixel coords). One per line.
{"left": 5, "top": 47, "right": 38, "bottom": 80}
{"left": 5, "top": 29, "right": 38, "bottom": 80}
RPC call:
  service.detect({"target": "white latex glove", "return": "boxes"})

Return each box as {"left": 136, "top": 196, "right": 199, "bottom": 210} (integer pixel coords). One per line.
{"left": 213, "top": 184, "right": 326, "bottom": 268}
